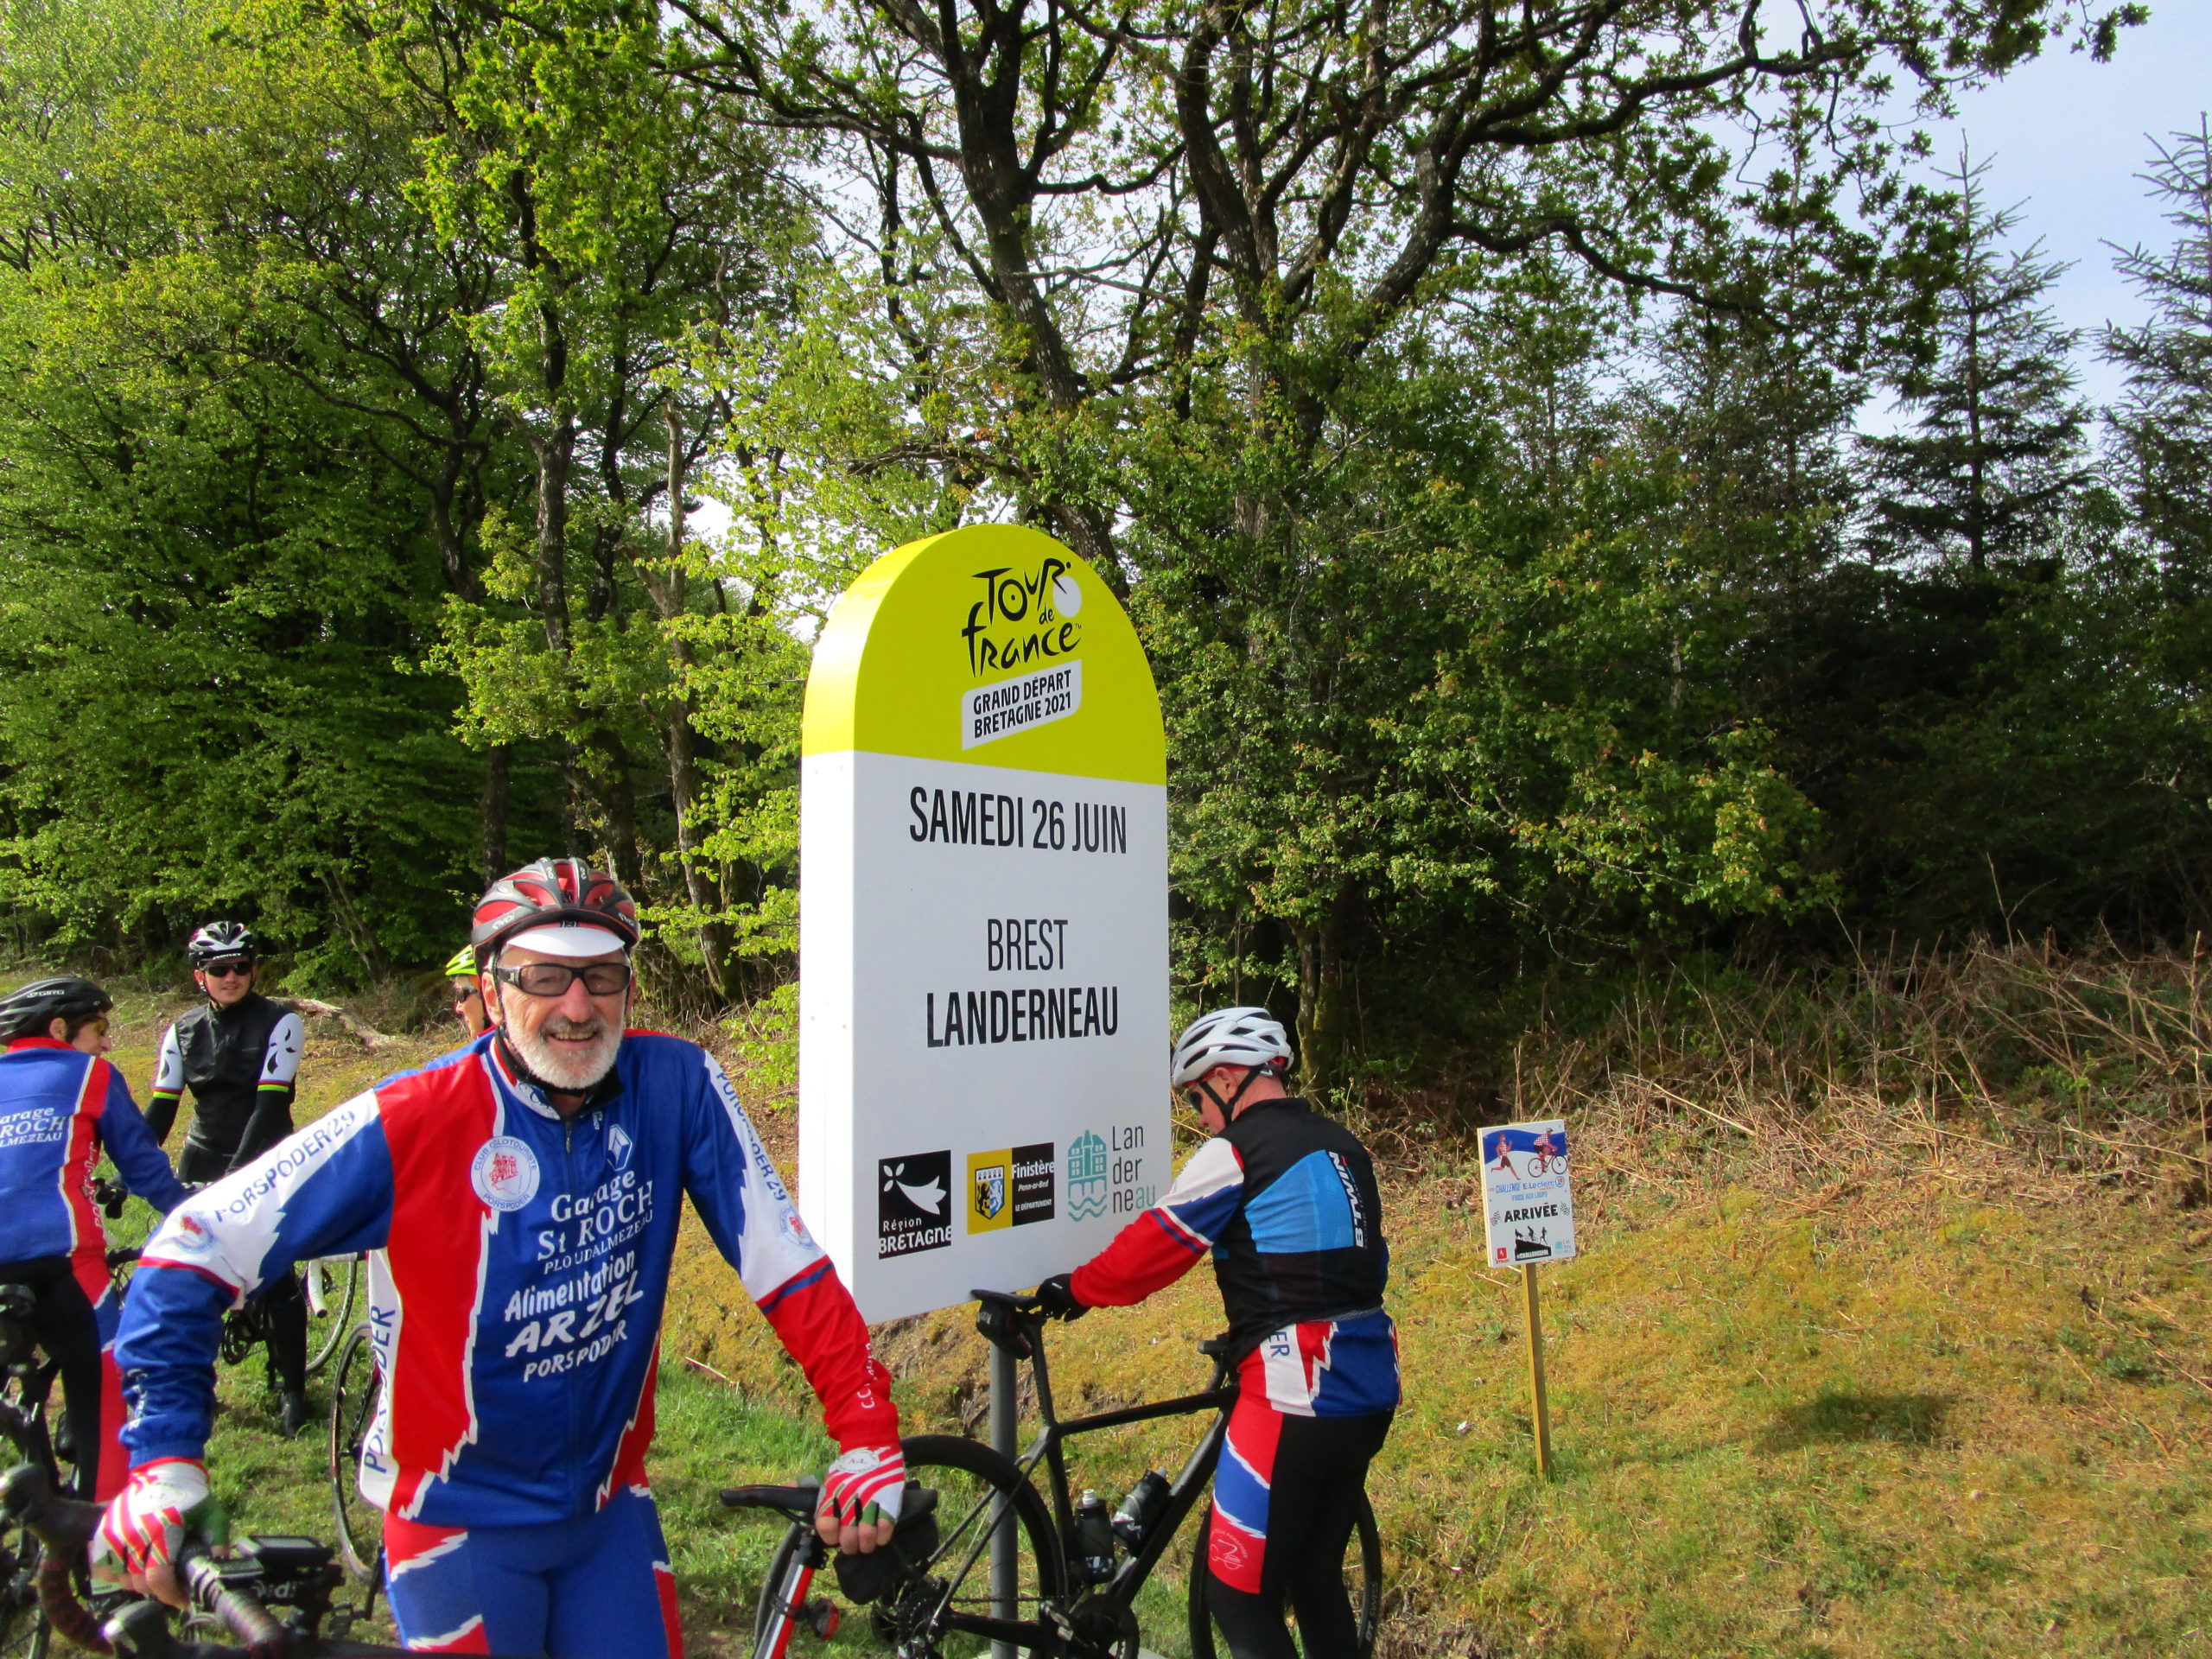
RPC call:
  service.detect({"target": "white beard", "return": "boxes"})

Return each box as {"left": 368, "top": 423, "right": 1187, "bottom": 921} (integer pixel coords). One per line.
{"left": 506, "top": 1012, "right": 622, "bottom": 1092}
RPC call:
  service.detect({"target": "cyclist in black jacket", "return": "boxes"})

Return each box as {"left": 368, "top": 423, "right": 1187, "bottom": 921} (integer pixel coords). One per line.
{"left": 141, "top": 921, "right": 312, "bottom": 1435}
{"left": 1039, "top": 1007, "right": 1397, "bottom": 1659}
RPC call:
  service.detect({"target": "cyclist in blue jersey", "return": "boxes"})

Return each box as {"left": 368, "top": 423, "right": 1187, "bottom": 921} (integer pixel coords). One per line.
{"left": 1036, "top": 1007, "right": 1397, "bottom": 1659}
{"left": 95, "top": 860, "right": 904, "bottom": 1657}
{"left": 0, "top": 977, "right": 187, "bottom": 1497}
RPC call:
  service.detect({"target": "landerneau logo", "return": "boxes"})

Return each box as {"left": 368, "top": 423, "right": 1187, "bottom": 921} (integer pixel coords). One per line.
{"left": 1065, "top": 1132, "right": 1109, "bottom": 1220}
{"left": 472, "top": 1136, "right": 542, "bottom": 1212}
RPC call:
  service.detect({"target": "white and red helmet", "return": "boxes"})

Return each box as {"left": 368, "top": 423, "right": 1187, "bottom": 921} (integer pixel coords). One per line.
{"left": 470, "top": 857, "right": 640, "bottom": 964}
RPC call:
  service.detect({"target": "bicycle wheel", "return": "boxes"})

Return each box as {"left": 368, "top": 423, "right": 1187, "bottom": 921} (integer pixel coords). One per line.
{"left": 327, "top": 1322, "right": 385, "bottom": 1584}
{"left": 1185, "top": 1491, "right": 1382, "bottom": 1659}
{"left": 0, "top": 1375, "right": 51, "bottom": 1659}
{"left": 0, "top": 1499, "right": 47, "bottom": 1659}
{"left": 302, "top": 1256, "right": 359, "bottom": 1377}
{"left": 876, "top": 1433, "right": 1065, "bottom": 1659}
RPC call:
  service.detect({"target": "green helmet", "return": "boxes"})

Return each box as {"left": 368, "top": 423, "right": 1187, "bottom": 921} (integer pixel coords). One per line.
{"left": 442, "top": 944, "right": 479, "bottom": 981}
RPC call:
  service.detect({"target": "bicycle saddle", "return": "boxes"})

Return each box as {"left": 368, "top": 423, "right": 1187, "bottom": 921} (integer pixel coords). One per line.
{"left": 720, "top": 1476, "right": 820, "bottom": 1522}
{"left": 972, "top": 1288, "right": 1042, "bottom": 1358}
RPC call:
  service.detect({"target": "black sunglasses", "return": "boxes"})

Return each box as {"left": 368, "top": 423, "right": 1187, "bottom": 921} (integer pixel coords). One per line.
{"left": 493, "top": 962, "right": 632, "bottom": 998}
{"left": 201, "top": 961, "right": 254, "bottom": 979}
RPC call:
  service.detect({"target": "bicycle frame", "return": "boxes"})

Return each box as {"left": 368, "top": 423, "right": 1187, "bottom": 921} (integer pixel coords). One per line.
{"left": 957, "top": 1298, "right": 1240, "bottom": 1649}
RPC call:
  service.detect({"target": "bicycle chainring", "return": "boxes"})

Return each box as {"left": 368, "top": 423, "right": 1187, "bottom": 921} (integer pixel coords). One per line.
{"left": 1065, "top": 1591, "right": 1140, "bottom": 1659}
{"left": 869, "top": 1573, "right": 951, "bottom": 1659}
{"left": 218, "top": 1310, "right": 260, "bottom": 1367}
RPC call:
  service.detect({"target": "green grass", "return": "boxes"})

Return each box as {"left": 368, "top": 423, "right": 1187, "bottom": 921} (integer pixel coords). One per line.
{"left": 33, "top": 969, "right": 2212, "bottom": 1656}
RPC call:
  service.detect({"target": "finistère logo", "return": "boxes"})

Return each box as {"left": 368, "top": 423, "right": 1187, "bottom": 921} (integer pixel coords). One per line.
{"left": 965, "top": 1143, "right": 1057, "bottom": 1234}
{"left": 878, "top": 1150, "right": 953, "bottom": 1257}
{"left": 959, "top": 556, "right": 1084, "bottom": 678}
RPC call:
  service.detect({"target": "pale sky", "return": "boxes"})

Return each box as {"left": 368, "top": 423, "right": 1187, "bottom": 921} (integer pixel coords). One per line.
{"left": 1911, "top": 2, "right": 2212, "bottom": 411}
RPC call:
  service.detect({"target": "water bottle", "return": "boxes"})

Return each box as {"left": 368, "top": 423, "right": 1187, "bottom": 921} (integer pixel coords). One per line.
{"left": 1111, "top": 1471, "right": 1171, "bottom": 1551}
{"left": 1073, "top": 1490, "right": 1116, "bottom": 1584}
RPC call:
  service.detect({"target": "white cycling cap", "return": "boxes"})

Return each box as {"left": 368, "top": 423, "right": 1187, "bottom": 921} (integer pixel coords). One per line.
{"left": 500, "top": 924, "right": 630, "bottom": 958}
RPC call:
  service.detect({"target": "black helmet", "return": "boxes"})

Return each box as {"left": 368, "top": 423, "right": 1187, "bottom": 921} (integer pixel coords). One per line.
{"left": 0, "top": 977, "right": 113, "bottom": 1042}
{"left": 187, "top": 920, "right": 257, "bottom": 967}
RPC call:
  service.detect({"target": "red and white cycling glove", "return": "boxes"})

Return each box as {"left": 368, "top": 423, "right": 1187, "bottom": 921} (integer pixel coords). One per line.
{"left": 92, "top": 1459, "right": 224, "bottom": 1590}
{"left": 817, "top": 1443, "right": 906, "bottom": 1535}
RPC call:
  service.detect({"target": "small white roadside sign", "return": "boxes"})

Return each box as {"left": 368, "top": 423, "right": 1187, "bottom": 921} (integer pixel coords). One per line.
{"left": 1478, "top": 1119, "right": 1577, "bottom": 1268}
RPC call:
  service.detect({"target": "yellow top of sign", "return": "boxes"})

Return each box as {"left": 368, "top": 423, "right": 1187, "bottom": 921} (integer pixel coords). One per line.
{"left": 802, "top": 525, "right": 1165, "bottom": 785}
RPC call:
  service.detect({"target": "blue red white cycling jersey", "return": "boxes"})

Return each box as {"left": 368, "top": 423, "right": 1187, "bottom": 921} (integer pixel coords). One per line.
{"left": 118, "top": 1030, "right": 895, "bottom": 1527}
{"left": 0, "top": 1038, "right": 186, "bottom": 1264}
{"left": 1070, "top": 1096, "right": 1398, "bottom": 1418}
{"left": 3, "top": 1038, "right": 187, "bottom": 1499}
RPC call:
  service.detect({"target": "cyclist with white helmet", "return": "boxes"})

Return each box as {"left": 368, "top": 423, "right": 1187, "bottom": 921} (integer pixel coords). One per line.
{"left": 96, "top": 858, "right": 902, "bottom": 1656}
{"left": 1036, "top": 1007, "right": 1398, "bottom": 1659}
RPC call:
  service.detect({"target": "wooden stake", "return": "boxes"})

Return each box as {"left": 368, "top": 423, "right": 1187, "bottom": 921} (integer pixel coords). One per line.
{"left": 1522, "top": 1264, "right": 1553, "bottom": 1477}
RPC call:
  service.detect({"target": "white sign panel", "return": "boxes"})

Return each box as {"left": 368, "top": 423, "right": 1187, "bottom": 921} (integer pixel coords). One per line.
{"left": 1478, "top": 1119, "right": 1577, "bottom": 1268}
{"left": 799, "top": 526, "right": 1170, "bottom": 1323}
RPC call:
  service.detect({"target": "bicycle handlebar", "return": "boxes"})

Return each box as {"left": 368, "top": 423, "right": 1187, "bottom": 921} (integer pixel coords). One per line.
{"left": 1, "top": 1462, "right": 537, "bottom": 1659}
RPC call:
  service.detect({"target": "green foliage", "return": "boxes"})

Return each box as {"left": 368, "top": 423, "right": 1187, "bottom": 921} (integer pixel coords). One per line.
{"left": 0, "top": 0, "right": 2202, "bottom": 1083}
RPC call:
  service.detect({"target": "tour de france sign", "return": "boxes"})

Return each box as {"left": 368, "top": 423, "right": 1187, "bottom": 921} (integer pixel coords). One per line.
{"left": 798, "top": 525, "right": 1170, "bottom": 1323}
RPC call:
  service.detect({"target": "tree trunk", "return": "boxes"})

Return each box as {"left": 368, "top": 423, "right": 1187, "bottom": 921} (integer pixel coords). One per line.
{"left": 1291, "top": 892, "right": 1355, "bottom": 1100}
{"left": 654, "top": 404, "right": 734, "bottom": 996}
{"left": 480, "top": 745, "right": 510, "bottom": 886}
{"left": 534, "top": 412, "right": 575, "bottom": 656}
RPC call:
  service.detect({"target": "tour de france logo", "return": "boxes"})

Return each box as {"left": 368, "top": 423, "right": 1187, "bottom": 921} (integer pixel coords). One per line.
{"left": 958, "top": 557, "right": 1084, "bottom": 677}
{"left": 471, "top": 1135, "right": 542, "bottom": 1212}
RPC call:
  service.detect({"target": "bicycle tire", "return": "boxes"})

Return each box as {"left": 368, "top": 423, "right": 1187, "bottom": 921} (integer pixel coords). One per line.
{"left": 327, "top": 1322, "right": 385, "bottom": 1585}
{"left": 303, "top": 1256, "right": 360, "bottom": 1377}
{"left": 1185, "top": 1491, "right": 1382, "bottom": 1659}
{"left": 0, "top": 1373, "right": 52, "bottom": 1659}
{"left": 880, "top": 1433, "right": 1065, "bottom": 1659}
{"left": 0, "top": 1514, "right": 48, "bottom": 1659}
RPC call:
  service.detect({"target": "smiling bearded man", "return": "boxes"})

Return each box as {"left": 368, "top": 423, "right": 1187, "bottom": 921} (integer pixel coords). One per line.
{"left": 98, "top": 858, "right": 905, "bottom": 1658}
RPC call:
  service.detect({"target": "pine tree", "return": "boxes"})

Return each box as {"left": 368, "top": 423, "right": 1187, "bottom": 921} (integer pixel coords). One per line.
{"left": 1861, "top": 148, "right": 2091, "bottom": 570}
{"left": 2103, "top": 118, "right": 2212, "bottom": 576}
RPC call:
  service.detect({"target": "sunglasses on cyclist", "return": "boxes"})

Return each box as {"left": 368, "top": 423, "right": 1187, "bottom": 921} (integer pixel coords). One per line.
{"left": 200, "top": 961, "right": 253, "bottom": 979}
{"left": 492, "top": 962, "right": 632, "bottom": 998}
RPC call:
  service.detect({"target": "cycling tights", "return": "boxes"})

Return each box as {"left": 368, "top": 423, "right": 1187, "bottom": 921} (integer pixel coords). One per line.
{"left": 251, "top": 1268, "right": 308, "bottom": 1393}
{"left": 381, "top": 1484, "right": 683, "bottom": 1656}
{"left": 1206, "top": 1402, "right": 1392, "bottom": 1659}
{"left": 0, "top": 1255, "right": 122, "bottom": 1499}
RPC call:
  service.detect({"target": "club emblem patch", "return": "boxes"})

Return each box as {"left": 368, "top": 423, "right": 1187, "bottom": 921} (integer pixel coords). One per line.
{"left": 472, "top": 1135, "right": 541, "bottom": 1212}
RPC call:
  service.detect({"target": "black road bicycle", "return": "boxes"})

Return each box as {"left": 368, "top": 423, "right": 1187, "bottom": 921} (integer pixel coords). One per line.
{"left": 725, "top": 1290, "right": 1382, "bottom": 1659}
